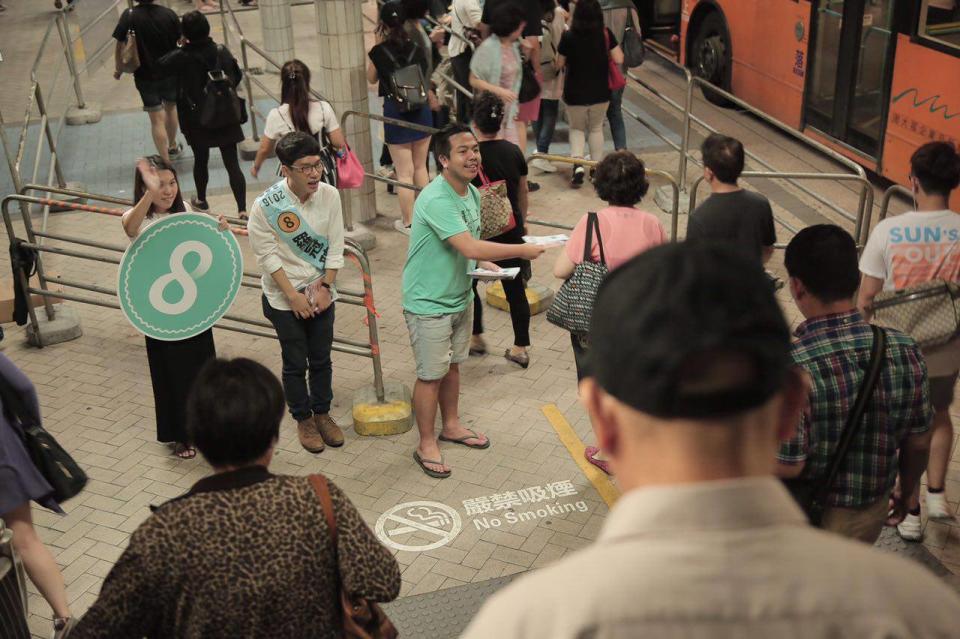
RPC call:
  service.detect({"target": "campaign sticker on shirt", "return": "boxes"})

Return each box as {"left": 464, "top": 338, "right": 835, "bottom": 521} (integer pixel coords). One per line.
{"left": 277, "top": 211, "right": 301, "bottom": 234}
{"left": 118, "top": 214, "right": 243, "bottom": 341}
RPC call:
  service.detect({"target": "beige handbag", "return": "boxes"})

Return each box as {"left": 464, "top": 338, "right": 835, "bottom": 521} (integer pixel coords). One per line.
{"left": 115, "top": 29, "right": 140, "bottom": 75}
{"left": 872, "top": 279, "right": 960, "bottom": 349}
{"left": 477, "top": 166, "right": 515, "bottom": 240}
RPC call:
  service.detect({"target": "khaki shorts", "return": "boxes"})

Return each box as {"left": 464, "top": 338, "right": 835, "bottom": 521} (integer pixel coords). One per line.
{"left": 930, "top": 371, "right": 959, "bottom": 412}
{"left": 404, "top": 307, "right": 473, "bottom": 381}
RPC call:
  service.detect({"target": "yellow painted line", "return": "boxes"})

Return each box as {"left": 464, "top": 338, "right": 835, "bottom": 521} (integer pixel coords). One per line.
{"left": 541, "top": 403, "right": 620, "bottom": 507}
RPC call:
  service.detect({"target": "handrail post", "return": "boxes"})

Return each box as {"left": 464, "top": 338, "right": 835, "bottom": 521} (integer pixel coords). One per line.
{"left": 679, "top": 71, "right": 694, "bottom": 188}
{"left": 240, "top": 40, "right": 259, "bottom": 143}
{"left": 2, "top": 199, "right": 50, "bottom": 337}
{"left": 346, "top": 244, "right": 385, "bottom": 403}
{"left": 35, "top": 86, "right": 67, "bottom": 188}
{"left": 56, "top": 11, "right": 86, "bottom": 110}
{"left": 220, "top": 0, "right": 230, "bottom": 55}
{"left": 688, "top": 176, "right": 705, "bottom": 214}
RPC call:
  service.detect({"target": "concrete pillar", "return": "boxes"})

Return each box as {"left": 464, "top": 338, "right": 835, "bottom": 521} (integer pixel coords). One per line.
{"left": 260, "top": 0, "right": 295, "bottom": 66}
{"left": 315, "top": 0, "right": 377, "bottom": 245}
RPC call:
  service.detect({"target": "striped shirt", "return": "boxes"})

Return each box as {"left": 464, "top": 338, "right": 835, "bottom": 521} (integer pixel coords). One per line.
{"left": 778, "top": 310, "right": 931, "bottom": 508}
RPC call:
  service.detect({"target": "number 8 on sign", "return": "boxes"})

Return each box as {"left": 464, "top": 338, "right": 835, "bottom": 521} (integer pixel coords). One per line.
{"left": 148, "top": 241, "right": 213, "bottom": 315}
{"left": 118, "top": 214, "right": 244, "bottom": 341}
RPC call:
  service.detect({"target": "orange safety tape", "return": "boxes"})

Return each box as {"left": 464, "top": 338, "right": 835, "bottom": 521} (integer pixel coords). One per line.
{"left": 345, "top": 252, "right": 381, "bottom": 325}
{"left": 24, "top": 197, "right": 248, "bottom": 237}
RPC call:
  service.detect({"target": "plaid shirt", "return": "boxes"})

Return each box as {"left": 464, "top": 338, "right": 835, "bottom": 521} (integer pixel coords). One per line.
{"left": 778, "top": 310, "right": 931, "bottom": 508}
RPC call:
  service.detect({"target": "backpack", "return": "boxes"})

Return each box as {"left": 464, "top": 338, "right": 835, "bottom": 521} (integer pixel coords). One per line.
{"left": 382, "top": 44, "right": 428, "bottom": 113}
{"left": 199, "top": 46, "right": 247, "bottom": 128}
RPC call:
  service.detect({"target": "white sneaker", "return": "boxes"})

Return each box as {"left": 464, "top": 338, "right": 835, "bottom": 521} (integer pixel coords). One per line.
{"left": 376, "top": 165, "right": 396, "bottom": 179}
{"left": 393, "top": 219, "right": 411, "bottom": 235}
{"left": 897, "top": 513, "right": 923, "bottom": 542}
{"left": 530, "top": 158, "right": 557, "bottom": 173}
{"left": 926, "top": 491, "right": 955, "bottom": 520}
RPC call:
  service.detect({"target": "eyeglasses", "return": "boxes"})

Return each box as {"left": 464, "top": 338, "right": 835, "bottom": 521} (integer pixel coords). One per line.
{"left": 287, "top": 162, "right": 324, "bottom": 175}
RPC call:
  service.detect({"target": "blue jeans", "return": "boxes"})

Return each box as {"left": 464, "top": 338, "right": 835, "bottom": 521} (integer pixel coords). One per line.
{"left": 262, "top": 296, "right": 336, "bottom": 421}
{"left": 606, "top": 87, "right": 626, "bottom": 151}
{"left": 533, "top": 99, "right": 560, "bottom": 154}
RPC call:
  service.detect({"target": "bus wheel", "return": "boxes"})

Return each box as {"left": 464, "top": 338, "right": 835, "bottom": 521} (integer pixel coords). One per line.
{"left": 690, "top": 11, "right": 733, "bottom": 108}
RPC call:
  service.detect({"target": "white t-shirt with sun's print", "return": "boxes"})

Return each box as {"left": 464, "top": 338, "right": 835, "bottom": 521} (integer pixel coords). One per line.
{"left": 860, "top": 208, "right": 960, "bottom": 374}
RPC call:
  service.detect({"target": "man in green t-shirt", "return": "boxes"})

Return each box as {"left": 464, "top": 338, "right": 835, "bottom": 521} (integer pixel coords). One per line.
{"left": 402, "top": 123, "right": 548, "bottom": 478}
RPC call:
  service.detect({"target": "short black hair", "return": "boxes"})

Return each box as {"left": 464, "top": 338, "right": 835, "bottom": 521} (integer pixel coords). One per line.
{"left": 181, "top": 10, "right": 211, "bottom": 42}
{"left": 187, "top": 358, "right": 285, "bottom": 467}
{"left": 539, "top": 0, "right": 557, "bottom": 18}
{"left": 593, "top": 151, "right": 649, "bottom": 206}
{"left": 488, "top": 2, "right": 526, "bottom": 37}
{"left": 472, "top": 91, "right": 505, "bottom": 135}
{"left": 784, "top": 224, "right": 860, "bottom": 303}
{"left": 432, "top": 123, "right": 475, "bottom": 162}
{"left": 910, "top": 141, "right": 960, "bottom": 198}
{"left": 701, "top": 133, "right": 745, "bottom": 184}
{"left": 276, "top": 131, "right": 321, "bottom": 166}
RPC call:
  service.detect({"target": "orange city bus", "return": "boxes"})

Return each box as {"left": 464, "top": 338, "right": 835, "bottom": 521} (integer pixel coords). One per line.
{"left": 637, "top": 0, "right": 960, "bottom": 208}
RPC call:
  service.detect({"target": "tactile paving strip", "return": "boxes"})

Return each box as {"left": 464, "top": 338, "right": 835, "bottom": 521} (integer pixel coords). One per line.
{"left": 382, "top": 575, "right": 518, "bottom": 639}
{"left": 382, "top": 529, "right": 959, "bottom": 638}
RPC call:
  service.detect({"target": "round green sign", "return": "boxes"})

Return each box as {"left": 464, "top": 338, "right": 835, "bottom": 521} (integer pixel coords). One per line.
{"left": 118, "top": 214, "right": 243, "bottom": 341}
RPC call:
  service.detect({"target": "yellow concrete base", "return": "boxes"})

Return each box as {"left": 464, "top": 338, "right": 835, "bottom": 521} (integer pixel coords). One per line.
{"left": 485, "top": 281, "right": 555, "bottom": 316}
{"left": 352, "top": 381, "right": 413, "bottom": 436}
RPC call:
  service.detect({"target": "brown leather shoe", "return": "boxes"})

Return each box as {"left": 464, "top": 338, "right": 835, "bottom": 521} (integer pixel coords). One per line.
{"left": 297, "top": 417, "right": 325, "bottom": 453}
{"left": 315, "top": 414, "right": 344, "bottom": 447}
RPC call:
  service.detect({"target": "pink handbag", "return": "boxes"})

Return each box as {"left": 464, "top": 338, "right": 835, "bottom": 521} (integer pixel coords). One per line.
{"left": 336, "top": 142, "right": 365, "bottom": 189}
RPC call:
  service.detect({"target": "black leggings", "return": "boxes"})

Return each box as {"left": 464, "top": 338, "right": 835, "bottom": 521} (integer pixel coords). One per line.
{"left": 192, "top": 143, "right": 247, "bottom": 213}
{"left": 472, "top": 259, "right": 531, "bottom": 347}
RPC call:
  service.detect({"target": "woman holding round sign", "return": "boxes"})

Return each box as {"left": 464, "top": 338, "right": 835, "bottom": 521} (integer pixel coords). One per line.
{"left": 121, "top": 156, "right": 233, "bottom": 459}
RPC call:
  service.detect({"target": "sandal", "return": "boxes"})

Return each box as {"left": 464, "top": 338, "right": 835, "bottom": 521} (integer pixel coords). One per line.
{"left": 238, "top": 211, "right": 249, "bottom": 221}
{"left": 173, "top": 443, "right": 197, "bottom": 459}
{"left": 439, "top": 428, "right": 490, "bottom": 450}
{"left": 413, "top": 451, "right": 451, "bottom": 479}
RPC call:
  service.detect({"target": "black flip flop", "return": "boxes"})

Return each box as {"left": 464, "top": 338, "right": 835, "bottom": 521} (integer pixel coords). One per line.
{"left": 413, "top": 451, "right": 451, "bottom": 479}
{"left": 439, "top": 429, "right": 490, "bottom": 450}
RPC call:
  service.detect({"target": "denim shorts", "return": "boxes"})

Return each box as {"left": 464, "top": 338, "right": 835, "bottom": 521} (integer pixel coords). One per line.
{"left": 134, "top": 75, "right": 178, "bottom": 112}
{"left": 404, "top": 307, "right": 472, "bottom": 381}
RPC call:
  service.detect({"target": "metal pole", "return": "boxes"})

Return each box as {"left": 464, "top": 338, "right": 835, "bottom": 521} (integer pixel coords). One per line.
{"left": 34, "top": 86, "right": 67, "bottom": 187}
{"left": 240, "top": 41, "right": 259, "bottom": 142}
{"left": 878, "top": 185, "right": 911, "bottom": 223}
{"left": 219, "top": 0, "right": 230, "bottom": 58}
{"left": 56, "top": 12, "right": 86, "bottom": 110}
{"left": 347, "top": 245, "right": 385, "bottom": 403}
{"left": 679, "top": 72, "right": 694, "bottom": 188}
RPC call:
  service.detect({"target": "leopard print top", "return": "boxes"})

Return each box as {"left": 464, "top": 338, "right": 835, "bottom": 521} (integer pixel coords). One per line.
{"left": 72, "top": 469, "right": 401, "bottom": 638}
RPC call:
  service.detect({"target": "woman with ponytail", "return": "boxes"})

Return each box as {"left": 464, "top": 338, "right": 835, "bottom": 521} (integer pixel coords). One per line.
{"left": 468, "top": 91, "right": 533, "bottom": 368}
{"left": 252, "top": 59, "right": 346, "bottom": 185}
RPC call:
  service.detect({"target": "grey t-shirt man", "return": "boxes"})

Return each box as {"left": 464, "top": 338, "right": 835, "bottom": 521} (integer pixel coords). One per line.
{"left": 687, "top": 190, "right": 777, "bottom": 263}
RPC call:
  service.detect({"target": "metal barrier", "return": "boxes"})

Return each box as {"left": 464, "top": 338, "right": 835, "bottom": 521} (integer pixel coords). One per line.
{"left": 527, "top": 153, "right": 682, "bottom": 240}
{"left": 2, "top": 193, "right": 387, "bottom": 403}
{"left": 878, "top": 185, "right": 912, "bottom": 223}
{"left": 625, "top": 45, "right": 876, "bottom": 245}
{"left": 218, "top": 0, "right": 330, "bottom": 145}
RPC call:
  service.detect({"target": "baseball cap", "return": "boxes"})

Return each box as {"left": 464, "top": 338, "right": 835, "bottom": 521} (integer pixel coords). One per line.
{"left": 588, "top": 241, "right": 791, "bottom": 419}
{"left": 379, "top": 1, "right": 403, "bottom": 25}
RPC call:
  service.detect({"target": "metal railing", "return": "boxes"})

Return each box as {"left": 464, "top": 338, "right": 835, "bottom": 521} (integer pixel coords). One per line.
{"left": 626, "top": 45, "right": 876, "bottom": 245}
{"left": 526, "top": 153, "right": 682, "bottom": 240}
{"left": 878, "top": 184, "right": 912, "bottom": 223}
{"left": 3, "top": 191, "right": 388, "bottom": 402}
{"left": 218, "top": 0, "right": 330, "bottom": 146}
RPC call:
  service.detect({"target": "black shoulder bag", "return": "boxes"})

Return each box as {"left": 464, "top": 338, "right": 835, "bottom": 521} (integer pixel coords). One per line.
{"left": 783, "top": 325, "right": 887, "bottom": 527}
{"left": 0, "top": 377, "right": 87, "bottom": 503}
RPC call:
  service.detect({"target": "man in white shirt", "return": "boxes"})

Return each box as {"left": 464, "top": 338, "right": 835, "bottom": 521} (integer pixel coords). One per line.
{"left": 463, "top": 242, "right": 960, "bottom": 639}
{"left": 858, "top": 140, "right": 960, "bottom": 539}
{"left": 248, "top": 132, "right": 345, "bottom": 453}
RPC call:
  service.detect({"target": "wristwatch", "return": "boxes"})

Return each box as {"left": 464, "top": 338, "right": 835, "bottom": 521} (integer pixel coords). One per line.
{"left": 320, "top": 282, "right": 331, "bottom": 290}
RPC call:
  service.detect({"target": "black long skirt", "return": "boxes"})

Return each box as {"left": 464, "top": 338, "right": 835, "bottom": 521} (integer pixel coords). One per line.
{"left": 144, "top": 329, "right": 216, "bottom": 444}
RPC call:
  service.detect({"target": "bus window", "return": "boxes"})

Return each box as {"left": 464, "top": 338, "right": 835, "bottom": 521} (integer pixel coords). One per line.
{"left": 920, "top": 0, "right": 960, "bottom": 50}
